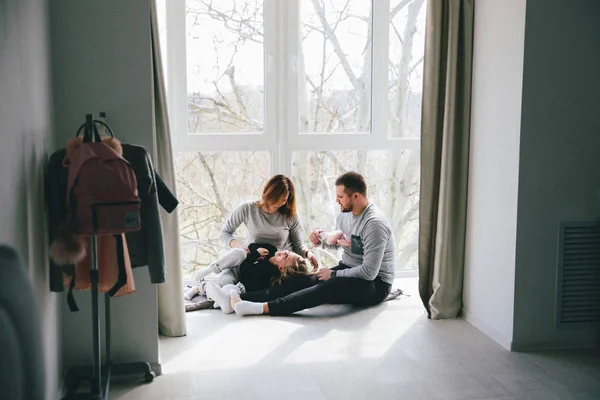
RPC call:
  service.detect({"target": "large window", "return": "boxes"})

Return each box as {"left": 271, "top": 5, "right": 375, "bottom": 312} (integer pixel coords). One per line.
{"left": 162, "top": 0, "right": 427, "bottom": 277}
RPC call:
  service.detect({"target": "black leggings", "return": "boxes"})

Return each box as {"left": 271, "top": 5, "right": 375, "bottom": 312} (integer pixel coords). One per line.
{"left": 241, "top": 263, "right": 392, "bottom": 316}
{"left": 240, "top": 274, "right": 317, "bottom": 302}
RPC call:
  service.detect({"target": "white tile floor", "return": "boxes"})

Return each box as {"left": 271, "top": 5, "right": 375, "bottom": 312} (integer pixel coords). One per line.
{"left": 109, "top": 278, "right": 600, "bottom": 400}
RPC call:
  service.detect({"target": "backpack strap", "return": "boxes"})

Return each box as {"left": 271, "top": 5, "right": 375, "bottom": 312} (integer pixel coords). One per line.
{"left": 66, "top": 274, "right": 79, "bottom": 312}
{"left": 106, "top": 234, "right": 128, "bottom": 297}
{"left": 66, "top": 235, "right": 127, "bottom": 312}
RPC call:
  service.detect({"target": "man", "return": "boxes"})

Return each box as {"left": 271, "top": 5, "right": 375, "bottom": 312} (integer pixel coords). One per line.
{"left": 228, "top": 171, "right": 396, "bottom": 317}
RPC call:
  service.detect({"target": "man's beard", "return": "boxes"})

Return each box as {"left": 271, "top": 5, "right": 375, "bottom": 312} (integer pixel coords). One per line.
{"left": 340, "top": 202, "right": 353, "bottom": 213}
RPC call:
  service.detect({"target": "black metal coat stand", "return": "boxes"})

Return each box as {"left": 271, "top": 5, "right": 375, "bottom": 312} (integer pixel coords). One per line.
{"left": 62, "top": 114, "right": 155, "bottom": 400}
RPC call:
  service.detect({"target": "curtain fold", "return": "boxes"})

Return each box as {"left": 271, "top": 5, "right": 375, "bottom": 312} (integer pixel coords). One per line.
{"left": 150, "top": 0, "right": 186, "bottom": 337}
{"left": 418, "top": 0, "right": 474, "bottom": 319}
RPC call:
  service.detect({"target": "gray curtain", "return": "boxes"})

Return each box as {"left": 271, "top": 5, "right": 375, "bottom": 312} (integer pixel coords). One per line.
{"left": 150, "top": 1, "right": 186, "bottom": 337}
{"left": 418, "top": 0, "right": 474, "bottom": 319}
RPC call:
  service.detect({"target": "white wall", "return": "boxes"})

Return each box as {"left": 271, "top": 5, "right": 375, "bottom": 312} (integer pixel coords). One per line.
{"left": 49, "top": 0, "right": 161, "bottom": 369}
{"left": 513, "top": 0, "right": 600, "bottom": 350}
{"left": 0, "top": 0, "right": 61, "bottom": 398}
{"left": 463, "top": 0, "right": 526, "bottom": 351}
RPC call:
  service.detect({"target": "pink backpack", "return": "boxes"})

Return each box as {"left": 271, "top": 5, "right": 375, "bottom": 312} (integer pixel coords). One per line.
{"left": 66, "top": 121, "right": 140, "bottom": 235}
{"left": 50, "top": 119, "right": 141, "bottom": 311}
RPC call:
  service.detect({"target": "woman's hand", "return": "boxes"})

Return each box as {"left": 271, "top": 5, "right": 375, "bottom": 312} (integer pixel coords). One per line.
{"left": 229, "top": 239, "right": 250, "bottom": 254}
{"left": 305, "top": 250, "right": 319, "bottom": 271}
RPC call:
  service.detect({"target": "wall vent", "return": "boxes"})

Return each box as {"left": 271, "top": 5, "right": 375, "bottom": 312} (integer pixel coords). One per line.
{"left": 556, "top": 221, "right": 600, "bottom": 329}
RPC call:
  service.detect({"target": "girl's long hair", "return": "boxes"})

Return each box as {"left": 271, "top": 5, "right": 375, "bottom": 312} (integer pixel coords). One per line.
{"left": 271, "top": 257, "right": 311, "bottom": 286}
{"left": 255, "top": 175, "right": 297, "bottom": 219}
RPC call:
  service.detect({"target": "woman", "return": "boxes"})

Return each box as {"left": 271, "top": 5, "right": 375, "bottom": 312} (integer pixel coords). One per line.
{"left": 191, "top": 175, "right": 318, "bottom": 296}
{"left": 204, "top": 249, "right": 313, "bottom": 313}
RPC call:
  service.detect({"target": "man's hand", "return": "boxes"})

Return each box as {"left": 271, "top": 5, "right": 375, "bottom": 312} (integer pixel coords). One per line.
{"left": 309, "top": 229, "right": 324, "bottom": 246}
{"left": 316, "top": 268, "right": 332, "bottom": 281}
{"left": 305, "top": 251, "right": 319, "bottom": 271}
{"left": 337, "top": 236, "right": 351, "bottom": 247}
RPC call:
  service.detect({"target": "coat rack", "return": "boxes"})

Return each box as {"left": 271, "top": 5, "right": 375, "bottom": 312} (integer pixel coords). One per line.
{"left": 63, "top": 113, "right": 155, "bottom": 400}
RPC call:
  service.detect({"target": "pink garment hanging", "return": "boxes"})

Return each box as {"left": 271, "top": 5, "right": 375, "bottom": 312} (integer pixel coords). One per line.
{"left": 63, "top": 234, "right": 136, "bottom": 297}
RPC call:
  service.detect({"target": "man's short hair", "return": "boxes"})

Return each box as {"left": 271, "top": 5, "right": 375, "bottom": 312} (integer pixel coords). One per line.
{"left": 335, "top": 171, "right": 367, "bottom": 197}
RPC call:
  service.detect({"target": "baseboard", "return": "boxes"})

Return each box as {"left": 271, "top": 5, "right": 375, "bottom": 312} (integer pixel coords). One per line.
{"left": 510, "top": 339, "right": 598, "bottom": 352}
{"left": 461, "top": 307, "right": 512, "bottom": 351}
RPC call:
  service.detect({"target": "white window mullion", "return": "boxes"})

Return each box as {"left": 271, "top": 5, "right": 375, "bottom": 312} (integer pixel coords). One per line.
{"left": 287, "top": 135, "right": 419, "bottom": 151}
{"left": 163, "top": 0, "right": 426, "bottom": 276}
{"left": 371, "top": 0, "right": 391, "bottom": 142}
{"left": 165, "top": 0, "right": 188, "bottom": 152}
{"left": 176, "top": 134, "right": 274, "bottom": 153}
{"left": 282, "top": 0, "right": 300, "bottom": 175}
{"left": 265, "top": 0, "right": 278, "bottom": 158}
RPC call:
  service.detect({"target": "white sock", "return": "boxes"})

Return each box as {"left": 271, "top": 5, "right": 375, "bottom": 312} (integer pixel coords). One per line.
{"left": 233, "top": 300, "right": 264, "bottom": 317}
{"left": 184, "top": 285, "right": 200, "bottom": 301}
{"left": 221, "top": 284, "right": 241, "bottom": 295}
{"left": 205, "top": 282, "right": 233, "bottom": 314}
{"left": 230, "top": 289, "right": 241, "bottom": 310}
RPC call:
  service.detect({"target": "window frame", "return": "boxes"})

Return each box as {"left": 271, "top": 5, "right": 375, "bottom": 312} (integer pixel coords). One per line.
{"left": 165, "top": 0, "right": 420, "bottom": 276}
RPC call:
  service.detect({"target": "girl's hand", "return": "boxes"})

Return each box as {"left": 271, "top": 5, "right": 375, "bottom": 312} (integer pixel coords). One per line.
{"left": 257, "top": 248, "right": 270, "bottom": 257}
{"left": 305, "top": 251, "right": 319, "bottom": 271}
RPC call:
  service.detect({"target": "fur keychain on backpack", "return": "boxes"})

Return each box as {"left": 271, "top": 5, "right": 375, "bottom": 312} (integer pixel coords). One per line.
{"left": 49, "top": 136, "right": 123, "bottom": 265}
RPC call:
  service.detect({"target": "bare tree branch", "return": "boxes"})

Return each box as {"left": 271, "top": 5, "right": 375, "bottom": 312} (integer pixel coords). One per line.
{"left": 390, "top": 0, "right": 412, "bottom": 20}
{"left": 177, "top": 170, "right": 220, "bottom": 207}
{"left": 309, "top": 0, "right": 361, "bottom": 91}
{"left": 397, "top": 231, "right": 418, "bottom": 268}
{"left": 225, "top": 65, "right": 251, "bottom": 123}
{"left": 188, "top": 101, "right": 263, "bottom": 131}
{"left": 322, "top": 151, "right": 347, "bottom": 172}
{"left": 187, "top": 0, "right": 264, "bottom": 44}
{"left": 409, "top": 55, "right": 424, "bottom": 75}
{"left": 313, "top": 17, "right": 329, "bottom": 131}
{"left": 391, "top": 20, "right": 404, "bottom": 45}
{"left": 197, "top": 152, "right": 226, "bottom": 216}
{"left": 392, "top": 0, "right": 424, "bottom": 136}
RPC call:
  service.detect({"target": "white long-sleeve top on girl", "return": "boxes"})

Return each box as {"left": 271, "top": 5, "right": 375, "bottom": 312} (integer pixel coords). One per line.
{"left": 219, "top": 200, "right": 309, "bottom": 256}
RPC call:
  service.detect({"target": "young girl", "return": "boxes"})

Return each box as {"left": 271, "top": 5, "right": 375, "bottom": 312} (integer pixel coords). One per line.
{"left": 202, "top": 248, "right": 313, "bottom": 314}
{"left": 185, "top": 244, "right": 312, "bottom": 311}
{"left": 184, "top": 243, "right": 274, "bottom": 301}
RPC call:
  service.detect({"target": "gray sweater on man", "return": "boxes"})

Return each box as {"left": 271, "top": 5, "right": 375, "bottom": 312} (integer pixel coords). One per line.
{"left": 323, "top": 203, "right": 396, "bottom": 284}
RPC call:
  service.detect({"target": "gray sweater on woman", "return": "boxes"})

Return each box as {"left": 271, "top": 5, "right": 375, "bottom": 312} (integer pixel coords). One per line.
{"left": 219, "top": 201, "right": 309, "bottom": 256}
